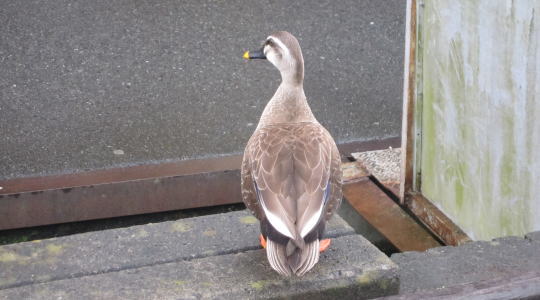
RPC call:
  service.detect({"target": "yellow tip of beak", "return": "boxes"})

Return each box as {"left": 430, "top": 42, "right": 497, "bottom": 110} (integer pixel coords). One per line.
{"left": 243, "top": 51, "right": 250, "bottom": 60}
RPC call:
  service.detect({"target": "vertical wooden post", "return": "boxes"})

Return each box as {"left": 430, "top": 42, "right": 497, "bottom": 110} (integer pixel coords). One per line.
{"left": 400, "top": 0, "right": 417, "bottom": 203}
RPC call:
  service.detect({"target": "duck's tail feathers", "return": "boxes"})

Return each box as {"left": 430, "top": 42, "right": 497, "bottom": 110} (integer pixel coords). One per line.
{"left": 266, "top": 238, "right": 319, "bottom": 276}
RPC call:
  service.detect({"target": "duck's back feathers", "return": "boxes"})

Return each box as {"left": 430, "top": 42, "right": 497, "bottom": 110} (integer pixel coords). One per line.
{"left": 241, "top": 122, "right": 342, "bottom": 275}
{"left": 242, "top": 122, "right": 341, "bottom": 237}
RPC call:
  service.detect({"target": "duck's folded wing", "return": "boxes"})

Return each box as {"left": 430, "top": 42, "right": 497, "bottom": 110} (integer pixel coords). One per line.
{"left": 293, "top": 124, "right": 340, "bottom": 237}
{"left": 241, "top": 151, "right": 264, "bottom": 220}
{"left": 243, "top": 123, "right": 340, "bottom": 241}
{"left": 321, "top": 128, "right": 343, "bottom": 222}
{"left": 246, "top": 126, "right": 299, "bottom": 241}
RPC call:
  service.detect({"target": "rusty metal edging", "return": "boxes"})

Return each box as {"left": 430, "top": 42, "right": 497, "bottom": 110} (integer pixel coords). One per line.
{"left": 405, "top": 193, "right": 470, "bottom": 246}
{"left": 0, "top": 138, "right": 399, "bottom": 196}
{"left": 0, "top": 155, "right": 243, "bottom": 195}
{"left": 0, "top": 171, "right": 242, "bottom": 231}
{"left": 0, "top": 138, "right": 400, "bottom": 230}
{"left": 344, "top": 175, "right": 442, "bottom": 252}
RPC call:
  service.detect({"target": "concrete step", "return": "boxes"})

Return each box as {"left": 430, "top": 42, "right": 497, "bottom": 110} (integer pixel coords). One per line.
{"left": 391, "top": 231, "right": 540, "bottom": 295}
{"left": 0, "top": 210, "right": 399, "bottom": 299}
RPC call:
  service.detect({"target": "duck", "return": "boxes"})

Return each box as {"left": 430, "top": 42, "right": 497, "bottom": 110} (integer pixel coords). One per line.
{"left": 241, "top": 31, "right": 343, "bottom": 276}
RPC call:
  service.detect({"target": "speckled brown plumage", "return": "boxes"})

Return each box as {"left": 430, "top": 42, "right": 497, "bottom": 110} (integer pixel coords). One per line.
{"left": 242, "top": 123, "right": 342, "bottom": 226}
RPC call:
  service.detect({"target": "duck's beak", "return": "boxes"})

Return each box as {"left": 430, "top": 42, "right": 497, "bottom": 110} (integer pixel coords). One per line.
{"left": 243, "top": 49, "right": 266, "bottom": 60}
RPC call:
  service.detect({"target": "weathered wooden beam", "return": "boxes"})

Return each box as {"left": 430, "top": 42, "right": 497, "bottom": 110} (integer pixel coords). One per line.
{"left": 344, "top": 176, "right": 441, "bottom": 252}
{"left": 405, "top": 192, "right": 471, "bottom": 246}
{"left": 400, "top": 0, "right": 418, "bottom": 203}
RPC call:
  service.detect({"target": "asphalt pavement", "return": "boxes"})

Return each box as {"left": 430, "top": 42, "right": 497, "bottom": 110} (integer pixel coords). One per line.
{"left": 0, "top": 0, "right": 405, "bottom": 179}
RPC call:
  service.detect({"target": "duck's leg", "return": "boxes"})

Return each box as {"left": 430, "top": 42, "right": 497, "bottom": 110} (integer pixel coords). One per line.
{"left": 319, "top": 239, "right": 331, "bottom": 252}
{"left": 261, "top": 235, "right": 329, "bottom": 251}
{"left": 259, "top": 234, "right": 267, "bottom": 249}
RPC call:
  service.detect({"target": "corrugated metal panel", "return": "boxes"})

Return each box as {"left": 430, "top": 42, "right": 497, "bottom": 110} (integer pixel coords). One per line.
{"left": 419, "top": 0, "right": 540, "bottom": 240}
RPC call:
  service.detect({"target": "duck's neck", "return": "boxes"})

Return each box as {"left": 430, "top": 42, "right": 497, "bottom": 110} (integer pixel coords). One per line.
{"left": 257, "top": 80, "right": 317, "bottom": 128}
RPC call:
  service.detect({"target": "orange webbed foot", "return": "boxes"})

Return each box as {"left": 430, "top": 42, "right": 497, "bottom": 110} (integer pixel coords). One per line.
{"left": 259, "top": 234, "right": 267, "bottom": 249}
{"left": 319, "top": 239, "right": 331, "bottom": 252}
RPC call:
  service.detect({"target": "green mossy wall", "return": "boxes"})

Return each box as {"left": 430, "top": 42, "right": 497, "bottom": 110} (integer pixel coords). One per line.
{"left": 419, "top": 0, "right": 540, "bottom": 240}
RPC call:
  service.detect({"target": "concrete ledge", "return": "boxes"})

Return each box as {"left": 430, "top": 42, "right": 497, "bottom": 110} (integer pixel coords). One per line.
{"left": 383, "top": 271, "right": 540, "bottom": 299}
{"left": 0, "top": 210, "right": 354, "bottom": 290}
{"left": 0, "top": 208, "right": 402, "bottom": 299}
{"left": 0, "top": 234, "right": 398, "bottom": 299}
{"left": 391, "top": 231, "right": 540, "bottom": 294}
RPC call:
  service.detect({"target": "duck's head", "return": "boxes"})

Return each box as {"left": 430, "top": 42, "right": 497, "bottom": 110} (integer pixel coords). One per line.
{"left": 243, "top": 31, "right": 304, "bottom": 86}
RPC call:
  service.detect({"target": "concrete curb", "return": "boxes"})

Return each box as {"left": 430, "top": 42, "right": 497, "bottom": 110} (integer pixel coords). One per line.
{"left": 0, "top": 235, "right": 398, "bottom": 299}
{"left": 391, "top": 231, "right": 540, "bottom": 294}
{"left": 0, "top": 210, "right": 400, "bottom": 299}
{"left": 0, "top": 210, "right": 354, "bottom": 290}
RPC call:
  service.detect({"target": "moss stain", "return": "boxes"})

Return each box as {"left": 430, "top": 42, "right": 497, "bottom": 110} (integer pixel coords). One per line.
{"left": 356, "top": 272, "right": 373, "bottom": 285}
{"left": 46, "top": 244, "right": 64, "bottom": 256}
{"left": 239, "top": 216, "right": 258, "bottom": 224}
{"left": 250, "top": 280, "right": 272, "bottom": 290}
{"left": 171, "top": 222, "right": 192, "bottom": 233}
{"left": 202, "top": 229, "right": 217, "bottom": 237}
{"left": 454, "top": 164, "right": 465, "bottom": 210}
{"left": 135, "top": 229, "right": 149, "bottom": 238}
{"left": 0, "top": 251, "right": 25, "bottom": 263}
{"left": 378, "top": 279, "right": 390, "bottom": 290}
{"left": 0, "top": 277, "right": 17, "bottom": 287}
{"left": 202, "top": 250, "right": 215, "bottom": 256}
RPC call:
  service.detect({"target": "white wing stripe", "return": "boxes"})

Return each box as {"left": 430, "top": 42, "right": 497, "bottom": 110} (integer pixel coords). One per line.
{"left": 300, "top": 202, "right": 324, "bottom": 237}
{"left": 299, "top": 180, "right": 330, "bottom": 238}
{"left": 259, "top": 195, "right": 295, "bottom": 239}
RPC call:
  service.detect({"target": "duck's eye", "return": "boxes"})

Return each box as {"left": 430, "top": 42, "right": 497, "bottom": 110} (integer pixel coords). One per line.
{"left": 265, "top": 39, "right": 275, "bottom": 47}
